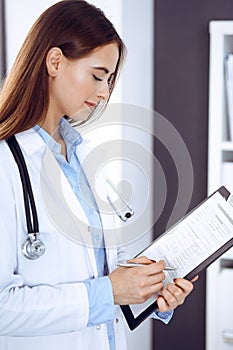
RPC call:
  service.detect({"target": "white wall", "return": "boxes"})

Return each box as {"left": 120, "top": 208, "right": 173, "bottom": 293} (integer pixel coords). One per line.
{"left": 5, "top": 1, "right": 154, "bottom": 349}
{"left": 5, "top": 0, "right": 57, "bottom": 70}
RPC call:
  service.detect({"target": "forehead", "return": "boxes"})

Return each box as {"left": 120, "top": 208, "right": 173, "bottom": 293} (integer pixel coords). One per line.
{"left": 79, "top": 43, "right": 119, "bottom": 73}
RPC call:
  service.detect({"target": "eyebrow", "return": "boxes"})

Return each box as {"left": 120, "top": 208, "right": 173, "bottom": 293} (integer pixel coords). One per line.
{"left": 92, "top": 66, "right": 110, "bottom": 74}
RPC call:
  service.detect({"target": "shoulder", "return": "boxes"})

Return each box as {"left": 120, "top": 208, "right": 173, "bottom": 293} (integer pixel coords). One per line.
{"left": 0, "top": 139, "right": 14, "bottom": 165}
{"left": 0, "top": 128, "right": 43, "bottom": 174}
{"left": 0, "top": 139, "right": 18, "bottom": 197}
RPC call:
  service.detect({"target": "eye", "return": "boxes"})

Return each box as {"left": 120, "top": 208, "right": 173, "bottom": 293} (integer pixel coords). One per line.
{"left": 93, "top": 74, "right": 103, "bottom": 82}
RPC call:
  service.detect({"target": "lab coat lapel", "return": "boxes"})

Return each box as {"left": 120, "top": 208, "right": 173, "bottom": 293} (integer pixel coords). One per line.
{"left": 16, "top": 130, "right": 98, "bottom": 278}
{"left": 43, "top": 148, "right": 98, "bottom": 277}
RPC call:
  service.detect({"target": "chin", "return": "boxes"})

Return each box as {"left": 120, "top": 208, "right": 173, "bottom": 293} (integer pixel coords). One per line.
{"left": 69, "top": 108, "right": 91, "bottom": 123}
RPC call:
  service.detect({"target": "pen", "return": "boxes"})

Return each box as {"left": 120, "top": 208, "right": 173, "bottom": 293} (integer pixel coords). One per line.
{"left": 116, "top": 261, "right": 176, "bottom": 270}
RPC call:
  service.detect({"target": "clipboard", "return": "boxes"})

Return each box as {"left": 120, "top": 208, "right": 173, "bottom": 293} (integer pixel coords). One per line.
{"left": 121, "top": 186, "right": 233, "bottom": 330}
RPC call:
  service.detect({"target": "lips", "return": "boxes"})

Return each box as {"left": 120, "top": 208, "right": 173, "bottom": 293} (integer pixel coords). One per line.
{"left": 85, "top": 101, "right": 96, "bottom": 110}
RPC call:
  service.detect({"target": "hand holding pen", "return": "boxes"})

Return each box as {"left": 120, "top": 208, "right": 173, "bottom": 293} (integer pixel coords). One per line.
{"left": 109, "top": 256, "right": 166, "bottom": 305}
{"left": 109, "top": 256, "right": 198, "bottom": 312}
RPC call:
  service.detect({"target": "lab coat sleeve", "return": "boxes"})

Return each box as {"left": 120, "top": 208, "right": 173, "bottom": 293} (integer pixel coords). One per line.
{"left": 0, "top": 149, "right": 89, "bottom": 337}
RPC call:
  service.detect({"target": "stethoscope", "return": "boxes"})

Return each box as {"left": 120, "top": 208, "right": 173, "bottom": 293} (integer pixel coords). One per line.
{"left": 6, "top": 135, "right": 134, "bottom": 260}
{"left": 6, "top": 136, "right": 46, "bottom": 260}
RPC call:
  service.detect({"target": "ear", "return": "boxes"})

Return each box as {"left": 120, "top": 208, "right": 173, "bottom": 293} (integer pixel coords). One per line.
{"left": 46, "top": 47, "right": 63, "bottom": 77}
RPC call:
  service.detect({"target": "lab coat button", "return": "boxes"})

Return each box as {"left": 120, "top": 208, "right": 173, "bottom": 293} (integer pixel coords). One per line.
{"left": 116, "top": 318, "right": 119, "bottom": 323}
{"left": 96, "top": 325, "right": 101, "bottom": 330}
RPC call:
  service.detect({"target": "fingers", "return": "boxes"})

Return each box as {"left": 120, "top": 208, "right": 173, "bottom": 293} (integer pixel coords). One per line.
{"left": 109, "top": 259, "right": 166, "bottom": 305}
{"left": 144, "top": 271, "right": 166, "bottom": 286}
{"left": 130, "top": 257, "right": 166, "bottom": 274}
{"left": 157, "top": 278, "right": 195, "bottom": 313}
{"left": 128, "top": 255, "right": 154, "bottom": 265}
{"left": 191, "top": 275, "right": 199, "bottom": 283}
{"left": 144, "top": 260, "right": 166, "bottom": 275}
{"left": 161, "top": 283, "right": 186, "bottom": 307}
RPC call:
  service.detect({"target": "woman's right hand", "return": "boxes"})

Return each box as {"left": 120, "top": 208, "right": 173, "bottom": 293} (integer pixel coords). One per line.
{"left": 108, "top": 256, "right": 166, "bottom": 305}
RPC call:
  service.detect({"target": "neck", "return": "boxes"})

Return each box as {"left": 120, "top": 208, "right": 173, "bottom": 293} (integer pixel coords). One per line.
{"left": 40, "top": 116, "right": 68, "bottom": 159}
{"left": 39, "top": 115, "right": 63, "bottom": 142}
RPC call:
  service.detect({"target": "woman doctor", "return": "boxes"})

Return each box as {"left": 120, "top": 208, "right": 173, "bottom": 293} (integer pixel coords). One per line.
{"left": 0, "top": 1, "right": 197, "bottom": 349}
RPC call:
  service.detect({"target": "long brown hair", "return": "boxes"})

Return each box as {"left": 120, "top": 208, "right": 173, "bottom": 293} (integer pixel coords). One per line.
{"left": 0, "top": 0, "right": 126, "bottom": 140}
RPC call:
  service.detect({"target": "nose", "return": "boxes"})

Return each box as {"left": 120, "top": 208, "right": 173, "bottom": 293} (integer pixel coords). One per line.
{"left": 97, "top": 82, "right": 110, "bottom": 101}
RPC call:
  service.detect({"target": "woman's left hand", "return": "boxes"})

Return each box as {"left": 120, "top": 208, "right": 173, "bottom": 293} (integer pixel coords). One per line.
{"left": 157, "top": 276, "right": 198, "bottom": 312}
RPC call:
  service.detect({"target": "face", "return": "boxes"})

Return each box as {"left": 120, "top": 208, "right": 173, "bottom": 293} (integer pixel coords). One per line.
{"left": 47, "top": 43, "right": 119, "bottom": 122}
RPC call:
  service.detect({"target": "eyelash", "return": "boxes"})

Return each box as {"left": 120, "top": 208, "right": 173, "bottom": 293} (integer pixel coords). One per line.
{"left": 93, "top": 74, "right": 103, "bottom": 82}
{"left": 92, "top": 74, "right": 114, "bottom": 89}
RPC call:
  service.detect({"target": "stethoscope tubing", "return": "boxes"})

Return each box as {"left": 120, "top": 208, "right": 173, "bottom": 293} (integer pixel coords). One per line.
{"left": 6, "top": 136, "right": 39, "bottom": 234}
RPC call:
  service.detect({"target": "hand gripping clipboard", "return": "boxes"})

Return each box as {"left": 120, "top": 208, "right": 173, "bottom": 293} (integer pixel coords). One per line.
{"left": 121, "top": 186, "right": 233, "bottom": 330}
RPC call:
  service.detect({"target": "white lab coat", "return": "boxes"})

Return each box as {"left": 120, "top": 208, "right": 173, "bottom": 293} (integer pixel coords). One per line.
{"left": 0, "top": 128, "right": 128, "bottom": 350}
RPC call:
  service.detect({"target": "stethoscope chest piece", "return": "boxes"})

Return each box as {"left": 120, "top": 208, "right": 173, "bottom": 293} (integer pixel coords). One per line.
{"left": 22, "top": 234, "right": 46, "bottom": 260}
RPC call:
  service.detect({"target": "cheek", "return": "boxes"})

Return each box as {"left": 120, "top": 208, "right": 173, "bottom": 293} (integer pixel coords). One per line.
{"left": 66, "top": 72, "right": 93, "bottom": 101}
{"left": 49, "top": 67, "right": 95, "bottom": 117}
{"left": 59, "top": 73, "right": 85, "bottom": 105}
